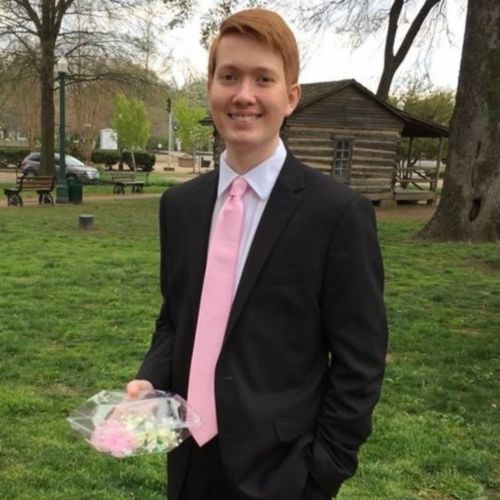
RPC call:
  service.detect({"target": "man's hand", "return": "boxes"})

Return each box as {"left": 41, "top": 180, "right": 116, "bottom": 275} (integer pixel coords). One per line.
{"left": 126, "top": 379, "right": 154, "bottom": 399}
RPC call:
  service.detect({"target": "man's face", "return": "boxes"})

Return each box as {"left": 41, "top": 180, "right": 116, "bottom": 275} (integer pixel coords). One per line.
{"left": 208, "top": 34, "right": 300, "bottom": 167}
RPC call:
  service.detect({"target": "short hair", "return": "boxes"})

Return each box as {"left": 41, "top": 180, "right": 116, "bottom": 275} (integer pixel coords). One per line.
{"left": 208, "top": 8, "right": 300, "bottom": 86}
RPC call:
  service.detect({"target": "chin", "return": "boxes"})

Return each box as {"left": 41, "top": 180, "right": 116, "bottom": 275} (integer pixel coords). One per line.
{"left": 223, "top": 131, "right": 259, "bottom": 147}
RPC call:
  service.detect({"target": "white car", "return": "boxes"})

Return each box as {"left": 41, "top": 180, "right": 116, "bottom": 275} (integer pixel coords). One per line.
{"left": 21, "top": 153, "right": 100, "bottom": 183}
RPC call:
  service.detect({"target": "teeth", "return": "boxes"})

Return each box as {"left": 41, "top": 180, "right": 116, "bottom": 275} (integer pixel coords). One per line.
{"left": 230, "top": 114, "right": 259, "bottom": 121}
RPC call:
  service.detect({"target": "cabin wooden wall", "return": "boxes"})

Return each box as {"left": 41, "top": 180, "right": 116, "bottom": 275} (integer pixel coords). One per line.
{"left": 285, "top": 86, "right": 404, "bottom": 201}
{"left": 210, "top": 85, "right": 409, "bottom": 202}
{"left": 283, "top": 126, "right": 399, "bottom": 201}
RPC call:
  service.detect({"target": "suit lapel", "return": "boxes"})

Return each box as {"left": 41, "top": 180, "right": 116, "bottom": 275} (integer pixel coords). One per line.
{"left": 225, "top": 154, "right": 306, "bottom": 341}
{"left": 186, "top": 171, "right": 218, "bottom": 326}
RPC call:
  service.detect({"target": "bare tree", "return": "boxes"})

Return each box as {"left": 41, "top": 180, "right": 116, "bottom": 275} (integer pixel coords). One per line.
{"left": 201, "top": 0, "right": 449, "bottom": 100}
{"left": 419, "top": 0, "right": 500, "bottom": 241}
{"left": 0, "top": 0, "right": 193, "bottom": 175}
{"left": 296, "top": 0, "right": 450, "bottom": 99}
{"left": 0, "top": 56, "right": 40, "bottom": 149}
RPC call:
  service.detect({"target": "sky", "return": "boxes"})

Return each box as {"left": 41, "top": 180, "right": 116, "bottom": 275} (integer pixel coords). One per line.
{"left": 160, "top": 0, "right": 467, "bottom": 93}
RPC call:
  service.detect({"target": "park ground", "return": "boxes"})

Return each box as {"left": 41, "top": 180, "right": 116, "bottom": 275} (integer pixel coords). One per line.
{"left": 0, "top": 177, "right": 499, "bottom": 499}
{"left": 0, "top": 153, "right": 441, "bottom": 222}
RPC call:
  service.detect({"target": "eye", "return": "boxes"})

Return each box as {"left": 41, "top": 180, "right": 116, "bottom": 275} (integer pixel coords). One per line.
{"left": 218, "top": 72, "right": 236, "bottom": 82}
{"left": 257, "top": 75, "right": 274, "bottom": 85}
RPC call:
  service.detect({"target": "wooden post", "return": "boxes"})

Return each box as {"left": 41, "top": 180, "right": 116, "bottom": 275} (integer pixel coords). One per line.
{"left": 402, "top": 136, "right": 414, "bottom": 189}
{"left": 79, "top": 214, "right": 94, "bottom": 230}
{"left": 432, "top": 137, "right": 444, "bottom": 192}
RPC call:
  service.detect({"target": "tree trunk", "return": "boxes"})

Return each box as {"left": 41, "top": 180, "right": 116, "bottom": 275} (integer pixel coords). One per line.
{"left": 131, "top": 151, "right": 137, "bottom": 172}
{"left": 419, "top": 0, "right": 500, "bottom": 242}
{"left": 376, "top": 60, "right": 395, "bottom": 102}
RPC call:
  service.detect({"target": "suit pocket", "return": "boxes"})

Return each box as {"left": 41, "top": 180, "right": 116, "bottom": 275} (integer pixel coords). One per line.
{"left": 275, "top": 416, "right": 313, "bottom": 443}
{"left": 258, "top": 268, "right": 312, "bottom": 288}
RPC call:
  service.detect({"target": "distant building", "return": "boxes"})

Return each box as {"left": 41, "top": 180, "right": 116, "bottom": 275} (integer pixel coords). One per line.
{"left": 99, "top": 129, "right": 118, "bottom": 150}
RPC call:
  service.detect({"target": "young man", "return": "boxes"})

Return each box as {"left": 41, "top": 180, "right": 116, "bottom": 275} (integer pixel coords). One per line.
{"left": 128, "top": 8, "right": 388, "bottom": 500}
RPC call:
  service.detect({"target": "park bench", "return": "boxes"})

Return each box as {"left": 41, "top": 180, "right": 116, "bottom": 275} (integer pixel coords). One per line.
{"left": 3, "top": 175, "right": 56, "bottom": 206}
{"left": 111, "top": 172, "right": 145, "bottom": 194}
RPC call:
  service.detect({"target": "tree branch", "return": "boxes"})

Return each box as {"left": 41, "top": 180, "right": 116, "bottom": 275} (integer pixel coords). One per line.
{"left": 393, "top": 0, "right": 442, "bottom": 68}
{"left": 384, "top": 0, "right": 404, "bottom": 63}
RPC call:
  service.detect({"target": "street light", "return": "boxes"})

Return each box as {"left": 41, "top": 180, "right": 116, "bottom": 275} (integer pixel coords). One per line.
{"left": 56, "top": 56, "right": 69, "bottom": 204}
{"left": 167, "top": 97, "right": 172, "bottom": 169}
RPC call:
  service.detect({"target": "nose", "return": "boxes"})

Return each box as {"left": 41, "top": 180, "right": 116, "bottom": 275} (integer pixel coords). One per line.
{"left": 232, "top": 79, "right": 256, "bottom": 106}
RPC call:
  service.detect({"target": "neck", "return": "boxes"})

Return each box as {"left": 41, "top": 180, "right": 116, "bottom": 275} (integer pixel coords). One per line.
{"left": 225, "top": 139, "right": 280, "bottom": 174}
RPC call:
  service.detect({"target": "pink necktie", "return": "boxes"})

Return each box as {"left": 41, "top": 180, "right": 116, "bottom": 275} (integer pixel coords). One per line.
{"left": 187, "top": 177, "right": 248, "bottom": 446}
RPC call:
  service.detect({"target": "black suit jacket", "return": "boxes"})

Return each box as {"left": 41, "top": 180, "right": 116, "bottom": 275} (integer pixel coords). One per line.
{"left": 137, "top": 153, "right": 388, "bottom": 500}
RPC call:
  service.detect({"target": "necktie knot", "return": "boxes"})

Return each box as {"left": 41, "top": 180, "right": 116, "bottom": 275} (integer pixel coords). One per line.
{"left": 230, "top": 177, "right": 248, "bottom": 198}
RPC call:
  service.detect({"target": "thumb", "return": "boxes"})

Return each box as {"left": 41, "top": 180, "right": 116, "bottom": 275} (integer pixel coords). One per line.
{"left": 126, "top": 379, "right": 153, "bottom": 398}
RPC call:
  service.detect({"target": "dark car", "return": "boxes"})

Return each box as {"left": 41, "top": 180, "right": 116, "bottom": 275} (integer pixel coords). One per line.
{"left": 20, "top": 153, "right": 100, "bottom": 183}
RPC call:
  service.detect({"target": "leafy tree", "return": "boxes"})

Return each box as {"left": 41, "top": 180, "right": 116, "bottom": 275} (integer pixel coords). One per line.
{"left": 390, "top": 78, "right": 454, "bottom": 163}
{"left": 419, "top": 0, "right": 500, "bottom": 241}
{"left": 174, "top": 95, "right": 211, "bottom": 155}
{"left": 112, "top": 93, "right": 150, "bottom": 171}
{"left": 393, "top": 81, "right": 454, "bottom": 126}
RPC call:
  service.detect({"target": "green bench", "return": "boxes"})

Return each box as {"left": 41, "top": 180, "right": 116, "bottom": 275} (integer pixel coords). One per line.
{"left": 111, "top": 172, "right": 145, "bottom": 194}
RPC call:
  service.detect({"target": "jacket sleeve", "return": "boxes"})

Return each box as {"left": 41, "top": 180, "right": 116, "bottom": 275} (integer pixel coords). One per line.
{"left": 308, "top": 195, "right": 388, "bottom": 497}
{"left": 136, "top": 194, "right": 175, "bottom": 391}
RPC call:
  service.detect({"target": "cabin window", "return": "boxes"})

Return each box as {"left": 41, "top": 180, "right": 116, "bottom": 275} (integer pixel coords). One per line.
{"left": 332, "top": 138, "right": 352, "bottom": 181}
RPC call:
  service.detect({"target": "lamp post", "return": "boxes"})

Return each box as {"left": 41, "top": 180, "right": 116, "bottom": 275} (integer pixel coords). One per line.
{"left": 167, "top": 97, "right": 172, "bottom": 169}
{"left": 56, "top": 56, "right": 69, "bottom": 204}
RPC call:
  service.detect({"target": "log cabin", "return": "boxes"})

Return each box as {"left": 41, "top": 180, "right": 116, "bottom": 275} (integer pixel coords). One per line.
{"left": 205, "top": 79, "right": 449, "bottom": 204}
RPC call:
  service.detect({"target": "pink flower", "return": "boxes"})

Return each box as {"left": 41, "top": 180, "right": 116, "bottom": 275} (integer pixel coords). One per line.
{"left": 90, "top": 419, "right": 138, "bottom": 458}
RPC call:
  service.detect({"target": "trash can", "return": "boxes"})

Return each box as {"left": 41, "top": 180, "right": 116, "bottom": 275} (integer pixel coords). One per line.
{"left": 67, "top": 177, "right": 83, "bottom": 204}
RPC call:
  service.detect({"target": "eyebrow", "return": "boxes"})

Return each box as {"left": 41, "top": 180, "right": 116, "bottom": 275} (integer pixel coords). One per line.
{"left": 216, "top": 64, "right": 279, "bottom": 75}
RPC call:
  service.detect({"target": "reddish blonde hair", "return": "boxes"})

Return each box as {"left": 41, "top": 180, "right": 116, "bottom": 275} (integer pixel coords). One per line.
{"left": 208, "top": 8, "right": 300, "bottom": 86}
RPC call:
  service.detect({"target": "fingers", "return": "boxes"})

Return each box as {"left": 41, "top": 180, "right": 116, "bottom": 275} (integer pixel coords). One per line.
{"left": 126, "top": 379, "right": 154, "bottom": 399}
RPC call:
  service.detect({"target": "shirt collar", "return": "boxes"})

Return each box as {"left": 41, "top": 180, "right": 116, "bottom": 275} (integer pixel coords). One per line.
{"left": 218, "top": 139, "right": 287, "bottom": 200}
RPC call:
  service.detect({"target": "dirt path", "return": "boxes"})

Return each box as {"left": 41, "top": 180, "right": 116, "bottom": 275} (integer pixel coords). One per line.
{"left": 375, "top": 203, "right": 436, "bottom": 222}
{"left": 1, "top": 189, "right": 437, "bottom": 221}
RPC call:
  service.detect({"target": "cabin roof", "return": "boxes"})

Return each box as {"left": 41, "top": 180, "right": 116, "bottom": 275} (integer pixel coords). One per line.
{"left": 201, "top": 78, "right": 449, "bottom": 138}
{"left": 297, "top": 79, "right": 449, "bottom": 138}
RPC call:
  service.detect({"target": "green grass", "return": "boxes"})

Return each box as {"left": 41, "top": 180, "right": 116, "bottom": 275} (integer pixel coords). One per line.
{"left": 0, "top": 200, "right": 499, "bottom": 499}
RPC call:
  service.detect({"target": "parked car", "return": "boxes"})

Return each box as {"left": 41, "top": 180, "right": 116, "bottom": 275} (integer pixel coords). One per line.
{"left": 20, "top": 153, "right": 100, "bottom": 183}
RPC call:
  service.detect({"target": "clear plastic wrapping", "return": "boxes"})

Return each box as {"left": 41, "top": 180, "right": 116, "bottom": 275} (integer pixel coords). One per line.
{"left": 68, "top": 389, "right": 200, "bottom": 457}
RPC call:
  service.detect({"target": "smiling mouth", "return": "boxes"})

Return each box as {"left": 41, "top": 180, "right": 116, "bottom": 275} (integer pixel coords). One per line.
{"left": 228, "top": 113, "right": 262, "bottom": 121}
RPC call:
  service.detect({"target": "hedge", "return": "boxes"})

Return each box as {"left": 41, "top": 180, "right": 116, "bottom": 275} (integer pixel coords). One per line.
{"left": 91, "top": 150, "right": 121, "bottom": 167}
{"left": 0, "top": 147, "right": 31, "bottom": 166}
{"left": 91, "top": 149, "right": 156, "bottom": 172}
{"left": 122, "top": 151, "right": 156, "bottom": 172}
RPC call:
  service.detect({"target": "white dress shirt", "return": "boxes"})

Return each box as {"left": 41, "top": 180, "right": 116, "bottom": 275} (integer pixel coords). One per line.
{"left": 210, "top": 139, "right": 287, "bottom": 295}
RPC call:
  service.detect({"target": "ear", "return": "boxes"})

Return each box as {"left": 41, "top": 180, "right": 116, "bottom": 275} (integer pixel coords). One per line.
{"left": 285, "top": 83, "right": 301, "bottom": 117}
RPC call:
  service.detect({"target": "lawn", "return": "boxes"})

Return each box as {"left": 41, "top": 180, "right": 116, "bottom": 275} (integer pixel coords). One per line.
{"left": 0, "top": 198, "right": 498, "bottom": 499}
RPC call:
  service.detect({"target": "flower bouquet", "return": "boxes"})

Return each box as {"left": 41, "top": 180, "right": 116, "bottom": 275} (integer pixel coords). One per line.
{"left": 67, "top": 389, "right": 200, "bottom": 458}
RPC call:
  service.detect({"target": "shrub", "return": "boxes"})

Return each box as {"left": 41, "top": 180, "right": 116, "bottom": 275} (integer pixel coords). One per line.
{"left": 122, "top": 151, "right": 156, "bottom": 172}
{"left": 90, "top": 149, "right": 155, "bottom": 171}
{"left": 0, "top": 147, "right": 31, "bottom": 166}
{"left": 91, "top": 150, "right": 121, "bottom": 168}
{"left": 67, "top": 143, "right": 89, "bottom": 163}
